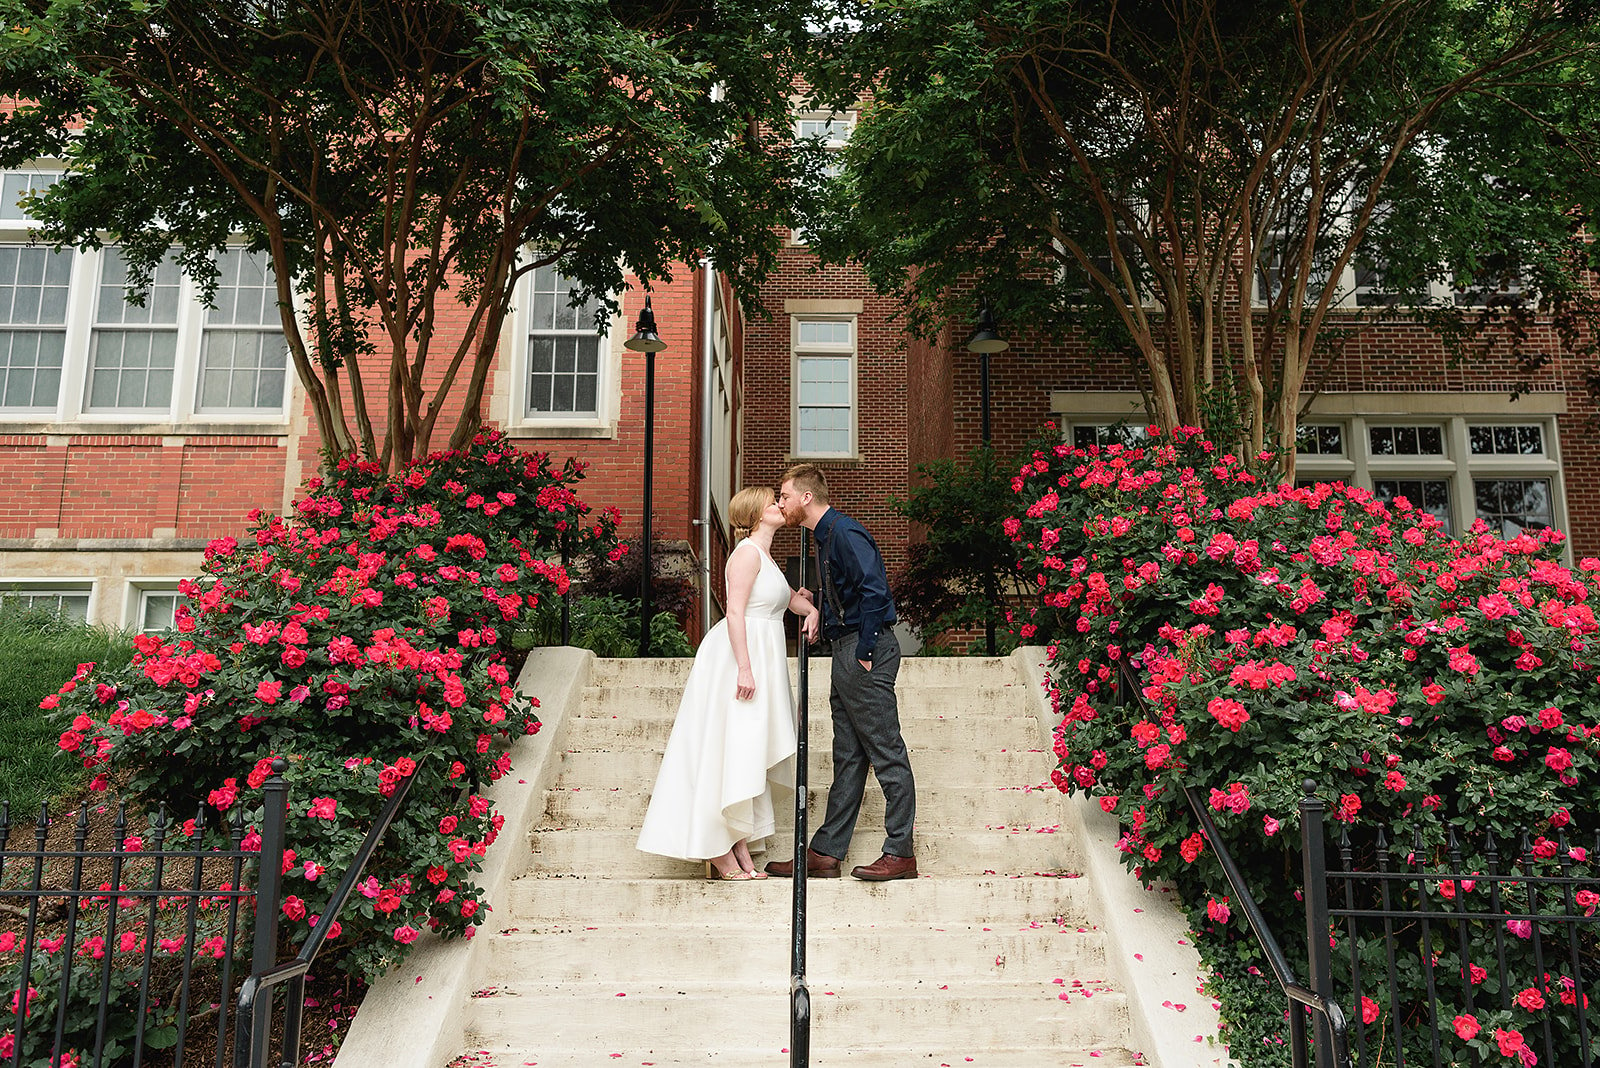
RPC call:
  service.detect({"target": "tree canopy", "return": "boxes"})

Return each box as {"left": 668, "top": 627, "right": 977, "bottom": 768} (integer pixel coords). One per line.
{"left": 810, "top": 0, "right": 1600, "bottom": 468}
{"left": 0, "top": 0, "right": 822, "bottom": 467}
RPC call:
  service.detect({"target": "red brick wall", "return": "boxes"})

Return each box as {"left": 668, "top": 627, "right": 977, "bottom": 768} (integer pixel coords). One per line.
{"left": 0, "top": 436, "right": 284, "bottom": 541}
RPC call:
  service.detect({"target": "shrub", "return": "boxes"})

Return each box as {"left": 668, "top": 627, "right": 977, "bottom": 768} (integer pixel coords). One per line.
{"left": 1008, "top": 426, "right": 1600, "bottom": 1065}
{"left": 0, "top": 609, "right": 131, "bottom": 812}
{"left": 40, "top": 430, "right": 623, "bottom": 981}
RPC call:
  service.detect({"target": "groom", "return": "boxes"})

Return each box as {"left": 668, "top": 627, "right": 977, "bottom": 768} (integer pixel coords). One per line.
{"left": 766, "top": 463, "right": 917, "bottom": 881}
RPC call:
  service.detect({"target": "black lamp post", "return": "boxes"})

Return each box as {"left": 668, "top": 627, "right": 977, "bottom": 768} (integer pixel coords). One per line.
{"left": 965, "top": 299, "right": 1009, "bottom": 655}
{"left": 625, "top": 295, "right": 667, "bottom": 656}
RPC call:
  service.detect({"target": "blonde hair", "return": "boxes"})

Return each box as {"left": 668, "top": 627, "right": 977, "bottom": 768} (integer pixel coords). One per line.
{"left": 781, "top": 463, "right": 830, "bottom": 504}
{"left": 728, "top": 486, "right": 775, "bottom": 540}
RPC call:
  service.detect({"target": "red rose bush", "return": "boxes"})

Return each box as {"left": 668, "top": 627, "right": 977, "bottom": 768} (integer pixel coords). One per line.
{"left": 42, "top": 430, "right": 622, "bottom": 982}
{"left": 1008, "top": 426, "right": 1600, "bottom": 1065}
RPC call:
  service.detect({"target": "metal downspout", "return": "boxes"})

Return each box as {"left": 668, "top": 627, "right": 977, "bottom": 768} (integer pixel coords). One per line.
{"left": 699, "top": 257, "right": 717, "bottom": 635}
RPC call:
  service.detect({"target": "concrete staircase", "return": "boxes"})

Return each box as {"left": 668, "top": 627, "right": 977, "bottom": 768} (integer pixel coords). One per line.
{"left": 455, "top": 656, "right": 1143, "bottom": 1066}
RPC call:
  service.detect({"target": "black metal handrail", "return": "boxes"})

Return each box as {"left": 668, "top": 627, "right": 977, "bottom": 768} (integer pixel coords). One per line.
{"left": 233, "top": 757, "right": 421, "bottom": 1068}
{"left": 789, "top": 527, "right": 811, "bottom": 1067}
{"left": 1184, "top": 784, "right": 1352, "bottom": 1068}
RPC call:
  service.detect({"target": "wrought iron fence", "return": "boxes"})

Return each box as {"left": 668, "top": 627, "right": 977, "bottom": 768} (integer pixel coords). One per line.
{"left": 2, "top": 758, "right": 417, "bottom": 1068}
{"left": 1313, "top": 799, "right": 1600, "bottom": 1068}
{"left": 1194, "top": 777, "right": 1600, "bottom": 1068}
{"left": 1, "top": 797, "right": 257, "bottom": 1068}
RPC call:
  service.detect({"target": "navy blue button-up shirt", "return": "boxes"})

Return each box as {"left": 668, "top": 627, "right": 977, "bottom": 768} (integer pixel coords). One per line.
{"left": 814, "top": 507, "right": 896, "bottom": 663}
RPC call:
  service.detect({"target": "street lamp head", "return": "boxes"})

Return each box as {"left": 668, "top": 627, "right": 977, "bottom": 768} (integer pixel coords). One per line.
{"left": 965, "top": 301, "right": 1009, "bottom": 354}
{"left": 624, "top": 295, "right": 668, "bottom": 353}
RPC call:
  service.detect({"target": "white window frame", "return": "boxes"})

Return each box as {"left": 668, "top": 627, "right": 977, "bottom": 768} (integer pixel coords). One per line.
{"left": 124, "top": 578, "right": 187, "bottom": 634}
{"left": 790, "top": 111, "right": 856, "bottom": 247}
{"left": 0, "top": 168, "right": 293, "bottom": 430}
{"left": 790, "top": 314, "right": 857, "bottom": 460}
{"left": 0, "top": 577, "right": 95, "bottom": 621}
{"left": 501, "top": 258, "right": 623, "bottom": 436}
{"left": 1296, "top": 407, "right": 1566, "bottom": 541}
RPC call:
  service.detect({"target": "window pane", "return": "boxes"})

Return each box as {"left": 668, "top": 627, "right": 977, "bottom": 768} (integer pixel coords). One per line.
{"left": 0, "top": 588, "right": 90, "bottom": 621}
{"left": 1369, "top": 425, "right": 1443, "bottom": 456}
{"left": 798, "top": 320, "right": 852, "bottom": 347}
{"left": 1369, "top": 426, "right": 1394, "bottom": 455}
{"left": 1297, "top": 425, "right": 1344, "bottom": 455}
{"left": 0, "top": 245, "right": 70, "bottom": 409}
{"left": 1470, "top": 424, "right": 1544, "bottom": 457}
{"left": 1375, "top": 479, "right": 1452, "bottom": 532}
{"left": 1469, "top": 426, "right": 1494, "bottom": 454}
{"left": 140, "top": 591, "right": 180, "bottom": 633}
{"left": 0, "top": 172, "right": 60, "bottom": 222}
{"left": 1474, "top": 478, "right": 1553, "bottom": 538}
{"left": 525, "top": 266, "right": 604, "bottom": 417}
{"left": 88, "top": 248, "right": 180, "bottom": 410}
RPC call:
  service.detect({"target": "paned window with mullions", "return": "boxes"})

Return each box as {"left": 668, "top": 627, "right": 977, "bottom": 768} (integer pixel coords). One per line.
{"left": 1475, "top": 478, "right": 1553, "bottom": 537}
{"left": 1368, "top": 424, "right": 1443, "bottom": 457}
{"left": 1374, "top": 479, "right": 1452, "bottom": 532}
{"left": 197, "top": 250, "right": 289, "bottom": 411}
{"left": 1072, "top": 424, "right": 1149, "bottom": 451}
{"left": 86, "top": 249, "right": 181, "bottom": 411}
{"left": 138, "top": 589, "right": 181, "bottom": 633}
{"left": 0, "top": 245, "right": 71, "bottom": 410}
{"left": 0, "top": 586, "right": 90, "bottom": 621}
{"left": 0, "top": 172, "right": 59, "bottom": 221}
{"left": 1469, "top": 424, "right": 1544, "bottom": 457}
{"left": 1296, "top": 425, "right": 1344, "bottom": 455}
{"left": 526, "top": 265, "right": 604, "bottom": 416}
{"left": 795, "top": 354, "right": 852, "bottom": 456}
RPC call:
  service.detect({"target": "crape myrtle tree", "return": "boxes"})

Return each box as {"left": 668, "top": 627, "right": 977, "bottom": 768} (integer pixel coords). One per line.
{"left": 808, "top": 0, "right": 1600, "bottom": 475}
{"left": 0, "top": 0, "right": 824, "bottom": 469}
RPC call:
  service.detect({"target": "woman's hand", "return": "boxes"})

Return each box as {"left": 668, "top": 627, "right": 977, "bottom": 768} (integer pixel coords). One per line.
{"left": 735, "top": 665, "right": 756, "bottom": 701}
{"left": 800, "top": 608, "right": 820, "bottom": 643}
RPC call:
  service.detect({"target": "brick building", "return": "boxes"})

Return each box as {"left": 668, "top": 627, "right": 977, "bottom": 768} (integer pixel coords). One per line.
{"left": 2, "top": 136, "right": 1595, "bottom": 637}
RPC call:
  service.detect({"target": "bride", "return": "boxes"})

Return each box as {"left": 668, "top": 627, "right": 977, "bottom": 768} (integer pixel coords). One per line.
{"left": 636, "top": 486, "right": 819, "bottom": 879}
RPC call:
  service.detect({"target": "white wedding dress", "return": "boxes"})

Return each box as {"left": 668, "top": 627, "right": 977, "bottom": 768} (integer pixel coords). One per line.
{"left": 637, "top": 540, "right": 798, "bottom": 861}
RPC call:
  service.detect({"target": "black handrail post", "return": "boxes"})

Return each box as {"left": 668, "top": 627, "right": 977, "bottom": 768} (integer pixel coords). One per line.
{"left": 1301, "top": 780, "right": 1334, "bottom": 1068}
{"left": 790, "top": 526, "right": 811, "bottom": 1067}
{"left": 239, "top": 757, "right": 288, "bottom": 1068}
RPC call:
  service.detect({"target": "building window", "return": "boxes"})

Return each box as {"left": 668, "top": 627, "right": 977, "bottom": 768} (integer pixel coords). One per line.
{"left": 791, "top": 316, "right": 855, "bottom": 458}
{"left": 0, "top": 581, "right": 91, "bottom": 621}
{"left": 1374, "top": 478, "right": 1453, "bottom": 533}
{"left": 792, "top": 112, "right": 855, "bottom": 245}
{"left": 1469, "top": 424, "right": 1544, "bottom": 457}
{"left": 1474, "top": 478, "right": 1553, "bottom": 537}
{"left": 197, "top": 249, "right": 289, "bottom": 411}
{"left": 1071, "top": 423, "right": 1149, "bottom": 450}
{"left": 0, "top": 171, "right": 291, "bottom": 426}
{"left": 524, "top": 264, "right": 606, "bottom": 418}
{"left": 1368, "top": 424, "right": 1444, "bottom": 457}
{"left": 136, "top": 588, "right": 181, "bottom": 633}
{"left": 86, "top": 248, "right": 182, "bottom": 411}
{"left": 1295, "top": 412, "right": 1565, "bottom": 541}
{"left": 0, "top": 245, "right": 71, "bottom": 410}
{"left": 1296, "top": 424, "right": 1345, "bottom": 456}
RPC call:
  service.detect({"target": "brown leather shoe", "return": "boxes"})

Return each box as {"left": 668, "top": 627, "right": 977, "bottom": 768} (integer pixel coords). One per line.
{"left": 764, "top": 848, "right": 841, "bottom": 878}
{"left": 851, "top": 853, "right": 918, "bottom": 881}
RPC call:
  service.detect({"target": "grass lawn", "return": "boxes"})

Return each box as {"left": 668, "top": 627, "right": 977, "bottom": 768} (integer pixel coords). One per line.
{"left": 0, "top": 610, "right": 132, "bottom": 815}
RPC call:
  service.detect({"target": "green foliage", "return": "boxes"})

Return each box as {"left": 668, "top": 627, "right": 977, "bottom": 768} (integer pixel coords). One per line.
{"left": 0, "top": 0, "right": 827, "bottom": 466}
{"left": 0, "top": 609, "right": 131, "bottom": 812}
{"left": 889, "top": 443, "right": 1044, "bottom": 651}
{"left": 518, "top": 595, "right": 693, "bottom": 658}
{"left": 1008, "top": 426, "right": 1600, "bottom": 1064}
{"left": 43, "top": 430, "right": 623, "bottom": 981}
{"left": 812, "top": 0, "right": 1600, "bottom": 454}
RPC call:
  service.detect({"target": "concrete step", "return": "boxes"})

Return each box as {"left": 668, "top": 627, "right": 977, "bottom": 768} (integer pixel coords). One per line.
{"left": 568, "top": 711, "right": 1043, "bottom": 752}
{"left": 502, "top": 874, "right": 1096, "bottom": 926}
{"left": 480, "top": 921, "right": 1108, "bottom": 984}
{"left": 528, "top": 828, "right": 1076, "bottom": 877}
{"left": 551, "top": 748, "right": 1055, "bottom": 790}
{"left": 543, "top": 783, "right": 1067, "bottom": 830}
{"left": 576, "top": 684, "right": 1029, "bottom": 721}
{"left": 448, "top": 1049, "right": 1139, "bottom": 1067}
{"left": 464, "top": 980, "right": 1130, "bottom": 1051}
{"left": 587, "top": 656, "right": 1023, "bottom": 690}
{"left": 576, "top": 713, "right": 1049, "bottom": 754}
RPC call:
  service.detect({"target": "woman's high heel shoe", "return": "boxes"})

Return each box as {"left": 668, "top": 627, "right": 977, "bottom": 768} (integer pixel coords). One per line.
{"left": 703, "top": 859, "right": 755, "bottom": 881}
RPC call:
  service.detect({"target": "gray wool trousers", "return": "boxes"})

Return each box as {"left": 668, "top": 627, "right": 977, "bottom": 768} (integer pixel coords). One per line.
{"left": 809, "top": 630, "right": 916, "bottom": 859}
